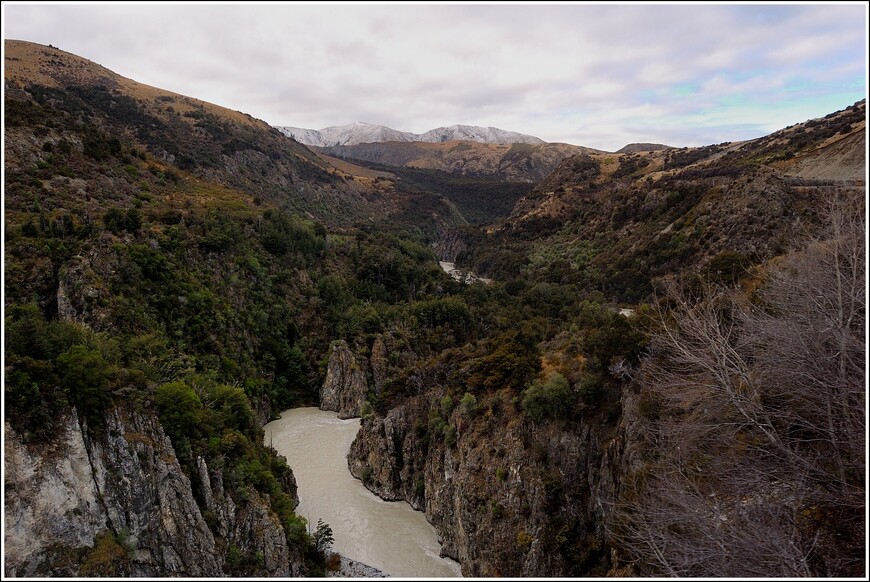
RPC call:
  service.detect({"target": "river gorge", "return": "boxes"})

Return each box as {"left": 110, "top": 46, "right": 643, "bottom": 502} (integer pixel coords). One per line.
{"left": 263, "top": 408, "right": 462, "bottom": 578}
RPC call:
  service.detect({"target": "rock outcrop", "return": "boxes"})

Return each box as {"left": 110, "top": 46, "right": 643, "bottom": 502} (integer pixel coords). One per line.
{"left": 369, "top": 335, "right": 388, "bottom": 396}
{"left": 4, "top": 407, "right": 221, "bottom": 577}
{"left": 4, "top": 405, "right": 303, "bottom": 577}
{"left": 348, "top": 389, "right": 630, "bottom": 577}
{"left": 320, "top": 340, "right": 368, "bottom": 419}
{"left": 326, "top": 553, "right": 387, "bottom": 578}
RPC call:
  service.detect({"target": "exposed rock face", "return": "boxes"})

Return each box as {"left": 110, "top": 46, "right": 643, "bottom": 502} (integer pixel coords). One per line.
{"left": 5, "top": 407, "right": 221, "bottom": 577}
{"left": 370, "top": 335, "right": 388, "bottom": 396}
{"left": 4, "top": 406, "right": 302, "bottom": 577}
{"left": 228, "top": 489, "right": 300, "bottom": 577}
{"left": 348, "top": 390, "right": 629, "bottom": 577}
{"left": 326, "top": 553, "right": 387, "bottom": 578}
{"left": 433, "top": 228, "right": 469, "bottom": 263}
{"left": 320, "top": 340, "right": 368, "bottom": 419}
{"left": 250, "top": 395, "right": 278, "bottom": 427}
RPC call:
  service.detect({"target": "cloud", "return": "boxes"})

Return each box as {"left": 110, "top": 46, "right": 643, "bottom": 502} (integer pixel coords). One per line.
{"left": 3, "top": 3, "right": 866, "bottom": 151}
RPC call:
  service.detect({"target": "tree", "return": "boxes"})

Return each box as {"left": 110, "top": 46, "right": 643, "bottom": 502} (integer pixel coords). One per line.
{"left": 521, "top": 373, "right": 573, "bottom": 421}
{"left": 615, "top": 195, "right": 865, "bottom": 577}
{"left": 57, "top": 345, "right": 111, "bottom": 429}
{"left": 313, "top": 519, "right": 334, "bottom": 554}
{"left": 459, "top": 392, "right": 478, "bottom": 417}
{"left": 155, "top": 381, "right": 202, "bottom": 444}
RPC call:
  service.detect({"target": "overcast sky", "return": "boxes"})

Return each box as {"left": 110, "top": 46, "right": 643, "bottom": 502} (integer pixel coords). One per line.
{"left": 3, "top": 3, "right": 867, "bottom": 151}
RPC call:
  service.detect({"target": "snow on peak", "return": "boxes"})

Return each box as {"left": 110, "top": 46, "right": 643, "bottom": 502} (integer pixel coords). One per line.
{"left": 278, "top": 123, "right": 417, "bottom": 147}
{"left": 276, "top": 122, "right": 545, "bottom": 147}
{"left": 419, "top": 125, "right": 545, "bottom": 145}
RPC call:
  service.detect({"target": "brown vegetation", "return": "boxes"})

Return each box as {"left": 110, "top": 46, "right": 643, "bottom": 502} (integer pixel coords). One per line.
{"left": 616, "top": 195, "right": 865, "bottom": 577}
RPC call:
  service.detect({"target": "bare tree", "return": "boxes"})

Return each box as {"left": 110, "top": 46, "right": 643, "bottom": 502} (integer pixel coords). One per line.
{"left": 615, "top": 194, "right": 865, "bottom": 577}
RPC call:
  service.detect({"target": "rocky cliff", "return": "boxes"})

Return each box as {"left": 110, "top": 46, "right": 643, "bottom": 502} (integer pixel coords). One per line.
{"left": 347, "top": 388, "right": 632, "bottom": 577}
{"left": 320, "top": 340, "right": 369, "bottom": 419}
{"left": 4, "top": 405, "right": 303, "bottom": 577}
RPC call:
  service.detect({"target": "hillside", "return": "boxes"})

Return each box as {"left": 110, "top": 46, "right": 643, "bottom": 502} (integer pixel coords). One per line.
{"left": 317, "top": 140, "right": 593, "bottom": 183}
{"left": 345, "top": 100, "right": 865, "bottom": 578}
{"left": 277, "top": 121, "right": 545, "bottom": 146}
{"left": 458, "top": 100, "right": 866, "bottom": 301}
{"left": 5, "top": 39, "right": 865, "bottom": 580}
{"left": 616, "top": 142, "right": 672, "bottom": 153}
{"left": 4, "top": 40, "right": 393, "bottom": 227}
{"left": 3, "top": 39, "right": 450, "bottom": 577}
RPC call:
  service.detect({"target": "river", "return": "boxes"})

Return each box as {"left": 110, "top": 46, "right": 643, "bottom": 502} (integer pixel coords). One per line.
{"left": 263, "top": 407, "right": 462, "bottom": 578}
{"left": 439, "top": 261, "right": 493, "bottom": 285}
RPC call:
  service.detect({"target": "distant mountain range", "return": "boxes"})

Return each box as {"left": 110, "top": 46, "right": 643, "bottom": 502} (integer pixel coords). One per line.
{"left": 276, "top": 122, "right": 546, "bottom": 147}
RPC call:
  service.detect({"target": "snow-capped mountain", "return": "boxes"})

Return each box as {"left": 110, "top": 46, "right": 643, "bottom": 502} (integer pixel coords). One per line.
{"left": 418, "top": 125, "right": 545, "bottom": 145}
{"left": 276, "top": 122, "right": 545, "bottom": 146}
{"left": 278, "top": 122, "right": 418, "bottom": 147}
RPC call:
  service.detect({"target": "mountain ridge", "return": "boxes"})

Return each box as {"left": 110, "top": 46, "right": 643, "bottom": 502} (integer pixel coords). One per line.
{"left": 3, "top": 39, "right": 395, "bottom": 228}
{"left": 4, "top": 38, "right": 865, "bottom": 580}
{"left": 317, "top": 140, "right": 597, "bottom": 183}
{"left": 456, "top": 98, "right": 866, "bottom": 301}
{"left": 277, "top": 121, "right": 546, "bottom": 146}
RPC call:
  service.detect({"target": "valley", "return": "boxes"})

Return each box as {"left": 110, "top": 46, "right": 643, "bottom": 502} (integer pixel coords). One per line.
{"left": 3, "top": 38, "right": 865, "bottom": 579}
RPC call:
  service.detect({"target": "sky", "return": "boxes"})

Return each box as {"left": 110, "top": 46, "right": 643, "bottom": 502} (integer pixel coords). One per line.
{"left": 2, "top": 2, "right": 867, "bottom": 151}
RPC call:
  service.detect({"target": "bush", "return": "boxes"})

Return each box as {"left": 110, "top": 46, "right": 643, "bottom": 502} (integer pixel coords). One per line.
{"left": 516, "top": 530, "right": 534, "bottom": 550}
{"left": 79, "top": 530, "right": 131, "bottom": 577}
{"left": 207, "top": 383, "right": 255, "bottom": 432}
{"left": 443, "top": 424, "right": 457, "bottom": 447}
{"left": 103, "top": 207, "right": 141, "bottom": 234}
{"left": 460, "top": 392, "right": 478, "bottom": 417}
{"left": 522, "top": 373, "right": 574, "bottom": 422}
{"left": 466, "top": 330, "right": 541, "bottom": 393}
{"left": 57, "top": 345, "right": 112, "bottom": 430}
{"left": 155, "top": 381, "right": 202, "bottom": 444}
{"left": 440, "top": 395, "right": 454, "bottom": 418}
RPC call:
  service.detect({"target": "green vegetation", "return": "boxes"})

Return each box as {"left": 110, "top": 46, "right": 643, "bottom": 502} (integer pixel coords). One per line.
{"left": 522, "top": 373, "right": 572, "bottom": 422}
{"left": 7, "top": 49, "right": 863, "bottom": 579}
{"left": 459, "top": 392, "right": 478, "bottom": 417}
{"left": 79, "top": 530, "right": 133, "bottom": 577}
{"left": 341, "top": 159, "right": 533, "bottom": 227}
{"left": 313, "top": 519, "right": 335, "bottom": 554}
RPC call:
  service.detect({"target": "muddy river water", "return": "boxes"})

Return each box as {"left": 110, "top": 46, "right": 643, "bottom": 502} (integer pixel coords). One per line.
{"left": 263, "top": 407, "right": 461, "bottom": 577}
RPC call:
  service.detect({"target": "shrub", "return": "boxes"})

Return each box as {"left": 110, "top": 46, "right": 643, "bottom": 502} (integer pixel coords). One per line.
{"left": 155, "top": 381, "right": 202, "bottom": 444}
{"left": 57, "top": 345, "right": 112, "bottom": 430}
{"left": 459, "top": 392, "right": 478, "bottom": 417}
{"left": 443, "top": 424, "right": 457, "bottom": 447}
{"left": 466, "top": 330, "right": 540, "bottom": 393}
{"left": 440, "top": 395, "right": 454, "bottom": 418}
{"left": 516, "top": 530, "right": 534, "bottom": 550}
{"left": 79, "top": 530, "right": 130, "bottom": 576}
{"left": 522, "top": 373, "right": 574, "bottom": 422}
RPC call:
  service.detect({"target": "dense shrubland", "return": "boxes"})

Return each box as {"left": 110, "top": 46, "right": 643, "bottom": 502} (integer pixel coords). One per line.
{"left": 616, "top": 196, "right": 864, "bottom": 577}
{"left": 5, "top": 78, "right": 651, "bottom": 575}
{"left": 5, "top": 47, "right": 864, "bottom": 577}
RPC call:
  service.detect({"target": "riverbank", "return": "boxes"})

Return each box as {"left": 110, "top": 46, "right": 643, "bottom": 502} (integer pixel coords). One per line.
{"left": 439, "top": 261, "right": 493, "bottom": 284}
{"left": 327, "top": 553, "right": 387, "bottom": 578}
{"left": 263, "top": 408, "right": 461, "bottom": 577}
